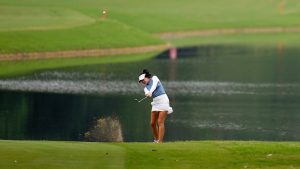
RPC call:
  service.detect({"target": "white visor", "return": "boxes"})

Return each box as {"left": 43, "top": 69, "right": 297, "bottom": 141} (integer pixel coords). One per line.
{"left": 138, "top": 74, "right": 145, "bottom": 82}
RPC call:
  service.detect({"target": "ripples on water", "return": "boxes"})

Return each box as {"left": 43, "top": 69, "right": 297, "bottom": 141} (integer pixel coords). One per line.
{"left": 170, "top": 119, "right": 244, "bottom": 130}
{"left": 0, "top": 71, "right": 299, "bottom": 96}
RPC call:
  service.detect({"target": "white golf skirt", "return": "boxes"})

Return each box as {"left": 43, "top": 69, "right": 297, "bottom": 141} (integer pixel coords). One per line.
{"left": 151, "top": 94, "right": 173, "bottom": 114}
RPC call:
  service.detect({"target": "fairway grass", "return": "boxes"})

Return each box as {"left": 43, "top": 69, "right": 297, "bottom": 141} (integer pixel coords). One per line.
{"left": 0, "top": 140, "right": 125, "bottom": 169}
{"left": 110, "top": 0, "right": 300, "bottom": 33}
{"left": 4, "top": 0, "right": 300, "bottom": 33}
{"left": 0, "top": 140, "right": 299, "bottom": 169}
{"left": 0, "top": 6, "right": 95, "bottom": 32}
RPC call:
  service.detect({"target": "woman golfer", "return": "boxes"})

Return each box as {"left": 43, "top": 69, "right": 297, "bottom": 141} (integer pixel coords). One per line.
{"left": 138, "top": 69, "right": 173, "bottom": 143}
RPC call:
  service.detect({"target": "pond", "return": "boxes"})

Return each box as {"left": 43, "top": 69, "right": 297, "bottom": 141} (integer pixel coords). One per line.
{"left": 0, "top": 45, "right": 300, "bottom": 141}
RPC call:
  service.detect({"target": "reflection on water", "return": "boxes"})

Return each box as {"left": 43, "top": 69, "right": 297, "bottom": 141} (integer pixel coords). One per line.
{"left": 1, "top": 78, "right": 300, "bottom": 96}
{"left": 0, "top": 45, "right": 300, "bottom": 141}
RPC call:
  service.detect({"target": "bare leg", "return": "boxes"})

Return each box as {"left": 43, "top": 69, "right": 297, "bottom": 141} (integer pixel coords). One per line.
{"left": 157, "top": 111, "right": 168, "bottom": 143}
{"left": 150, "top": 111, "right": 159, "bottom": 141}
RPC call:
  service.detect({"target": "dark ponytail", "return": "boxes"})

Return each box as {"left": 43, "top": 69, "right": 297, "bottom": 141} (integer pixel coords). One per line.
{"left": 141, "top": 69, "right": 152, "bottom": 78}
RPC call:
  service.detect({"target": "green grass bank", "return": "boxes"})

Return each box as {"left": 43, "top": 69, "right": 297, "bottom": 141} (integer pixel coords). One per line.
{"left": 0, "top": 140, "right": 299, "bottom": 169}
{"left": 0, "top": 52, "right": 158, "bottom": 77}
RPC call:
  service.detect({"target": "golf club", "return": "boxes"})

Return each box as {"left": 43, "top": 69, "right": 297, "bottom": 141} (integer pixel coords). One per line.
{"left": 134, "top": 96, "right": 147, "bottom": 103}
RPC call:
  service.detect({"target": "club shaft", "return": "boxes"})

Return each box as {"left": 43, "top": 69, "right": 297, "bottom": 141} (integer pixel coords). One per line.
{"left": 138, "top": 96, "right": 147, "bottom": 102}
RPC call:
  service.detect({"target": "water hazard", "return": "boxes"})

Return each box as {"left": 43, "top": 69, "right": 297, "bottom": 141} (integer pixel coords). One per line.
{"left": 0, "top": 45, "right": 300, "bottom": 141}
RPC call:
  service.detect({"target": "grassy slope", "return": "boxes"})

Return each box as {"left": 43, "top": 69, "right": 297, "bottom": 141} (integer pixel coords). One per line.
{"left": 0, "top": 140, "right": 299, "bottom": 169}
{"left": 0, "top": 52, "right": 158, "bottom": 77}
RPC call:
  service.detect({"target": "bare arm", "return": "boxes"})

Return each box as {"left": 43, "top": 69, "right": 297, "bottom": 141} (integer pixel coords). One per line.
{"left": 144, "top": 76, "right": 159, "bottom": 97}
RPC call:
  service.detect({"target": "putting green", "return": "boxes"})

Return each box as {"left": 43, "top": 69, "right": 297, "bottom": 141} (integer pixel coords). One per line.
{"left": 0, "top": 6, "right": 95, "bottom": 31}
